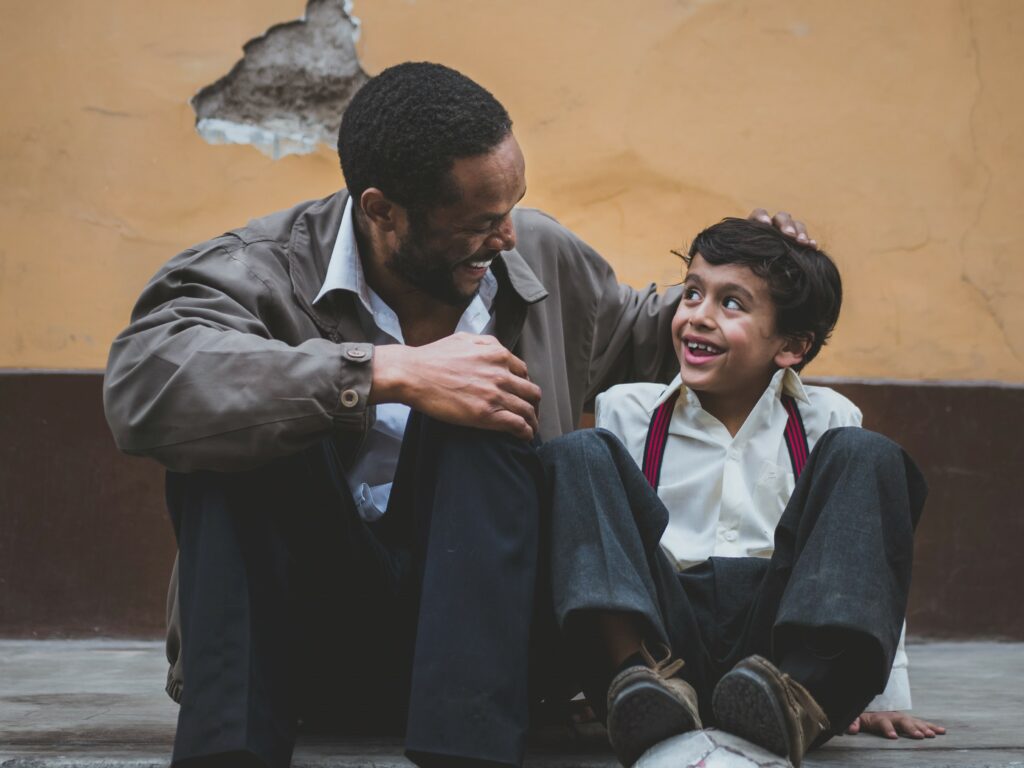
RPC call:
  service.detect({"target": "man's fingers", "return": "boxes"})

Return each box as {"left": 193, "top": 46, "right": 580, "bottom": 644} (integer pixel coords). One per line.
{"left": 503, "top": 372, "right": 542, "bottom": 406}
{"left": 772, "top": 211, "right": 798, "bottom": 237}
{"left": 491, "top": 409, "right": 534, "bottom": 442}
{"left": 500, "top": 391, "right": 540, "bottom": 436}
{"left": 503, "top": 349, "right": 531, "bottom": 381}
{"left": 749, "top": 208, "right": 772, "bottom": 225}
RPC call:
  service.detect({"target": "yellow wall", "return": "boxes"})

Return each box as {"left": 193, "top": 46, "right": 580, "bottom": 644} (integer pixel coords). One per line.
{"left": 1, "top": 0, "right": 1021, "bottom": 380}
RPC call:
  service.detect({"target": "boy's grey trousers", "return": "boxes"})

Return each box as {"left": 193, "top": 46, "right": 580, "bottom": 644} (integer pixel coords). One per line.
{"left": 537, "top": 426, "right": 928, "bottom": 731}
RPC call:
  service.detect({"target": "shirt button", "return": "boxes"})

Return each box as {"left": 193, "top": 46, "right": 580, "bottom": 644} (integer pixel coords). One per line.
{"left": 724, "top": 530, "right": 738, "bottom": 542}
{"left": 727, "top": 447, "right": 740, "bottom": 461}
{"left": 346, "top": 347, "right": 367, "bottom": 360}
{"left": 340, "top": 389, "right": 360, "bottom": 408}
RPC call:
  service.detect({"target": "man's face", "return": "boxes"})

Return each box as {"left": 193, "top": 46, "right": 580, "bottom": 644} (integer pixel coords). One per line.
{"left": 387, "top": 134, "right": 527, "bottom": 307}
{"left": 671, "top": 253, "right": 801, "bottom": 404}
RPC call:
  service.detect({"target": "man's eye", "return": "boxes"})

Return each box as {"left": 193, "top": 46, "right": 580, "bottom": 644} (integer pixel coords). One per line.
{"left": 723, "top": 297, "right": 743, "bottom": 310}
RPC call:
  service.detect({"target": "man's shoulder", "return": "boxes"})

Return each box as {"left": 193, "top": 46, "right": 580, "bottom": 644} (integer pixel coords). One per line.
{"left": 164, "top": 192, "right": 346, "bottom": 282}
{"left": 511, "top": 207, "right": 606, "bottom": 268}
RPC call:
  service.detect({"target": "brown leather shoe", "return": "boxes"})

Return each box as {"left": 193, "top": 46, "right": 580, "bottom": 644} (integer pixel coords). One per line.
{"left": 606, "top": 642, "right": 702, "bottom": 766}
{"left": 711, "top": 655, "right": 830, "bottom": 768}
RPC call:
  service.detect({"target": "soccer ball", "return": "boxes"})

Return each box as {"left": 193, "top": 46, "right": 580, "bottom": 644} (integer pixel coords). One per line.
{"left": 635, "top": 728, "right": 793, "bottom": 767}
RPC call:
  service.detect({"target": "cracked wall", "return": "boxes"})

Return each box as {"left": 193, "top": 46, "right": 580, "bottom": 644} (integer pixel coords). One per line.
{"left": 1, "top": 0, "right": 1023, "bottom": 381}
{"left": 192, "top": 0, "right": 367, "bottom": 159}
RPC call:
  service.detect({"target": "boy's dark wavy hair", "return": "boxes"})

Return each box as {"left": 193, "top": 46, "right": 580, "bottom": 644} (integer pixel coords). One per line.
{"left": 679, "top": 217, "right": 842, "bottom": 371}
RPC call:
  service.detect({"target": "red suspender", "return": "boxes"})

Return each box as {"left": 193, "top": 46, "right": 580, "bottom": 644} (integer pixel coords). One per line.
{"left": 780, "top": 394, "right": 809, "bottom": 478}
{"left": 641, "top": 391, "right": 809, "bottom": 490}
{"left": 641, "top": 390, "right": 681, "bottom": 488}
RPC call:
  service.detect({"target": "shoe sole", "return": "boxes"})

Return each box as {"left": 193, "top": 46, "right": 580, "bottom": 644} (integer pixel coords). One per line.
{"left": 607, "top": 679, "right": 700, "bottom": 766}
{"left": 712, "top": 667, "right": 791, "bottom": 759}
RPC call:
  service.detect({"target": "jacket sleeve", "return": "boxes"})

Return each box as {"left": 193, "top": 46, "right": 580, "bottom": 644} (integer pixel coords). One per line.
{"left": 576, "top": 239, "right": 683, "bottom": 401}
{"left": 103, "top": 240, "right": 373, "bottom": 472}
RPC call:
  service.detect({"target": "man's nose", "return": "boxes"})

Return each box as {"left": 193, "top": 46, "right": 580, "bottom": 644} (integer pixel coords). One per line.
{"left": 487, "top": 215, "right": 516, "bottom": 252}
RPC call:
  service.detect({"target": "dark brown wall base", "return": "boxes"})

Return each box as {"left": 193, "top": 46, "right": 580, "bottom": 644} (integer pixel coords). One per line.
{"left": 1, "top": 372, "right": 1022, "bottom": 639}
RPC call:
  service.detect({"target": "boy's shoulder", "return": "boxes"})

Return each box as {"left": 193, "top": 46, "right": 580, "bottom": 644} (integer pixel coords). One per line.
{"left": 798, "top": 381, "right": 863, "bottom": 427}
{"left": 595, "top": 381, "right": 674, "bottom": 436}
{"left": 597, "top": 381, "right": 671, "bottom": 410}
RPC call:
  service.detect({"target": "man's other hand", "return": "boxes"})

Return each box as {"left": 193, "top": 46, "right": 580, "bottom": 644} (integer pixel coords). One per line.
{"left": 371, "top": 333, "right": 541, "bottom": 440}
{"left": 846, "top": 711, "right": 947, "bottom": 739}
{"left": 749, "top": 209, "right": 817, "bottom": 247}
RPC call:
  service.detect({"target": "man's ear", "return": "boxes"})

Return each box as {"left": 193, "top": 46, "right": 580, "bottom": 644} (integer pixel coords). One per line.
{"left": 359, "top": 188, "right": 401, "bottom": 232}
{"left": 774, "top": 334, "right": 812, "bottom": 370}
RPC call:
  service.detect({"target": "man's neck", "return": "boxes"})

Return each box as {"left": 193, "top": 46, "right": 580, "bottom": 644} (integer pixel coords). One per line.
{"left": 353, "top": 212, "right": 463, "bottom": 347}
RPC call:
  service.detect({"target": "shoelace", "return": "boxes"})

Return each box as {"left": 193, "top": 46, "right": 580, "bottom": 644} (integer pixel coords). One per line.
{"left": 640, "top": 640, "right": 686, "bottom": 679}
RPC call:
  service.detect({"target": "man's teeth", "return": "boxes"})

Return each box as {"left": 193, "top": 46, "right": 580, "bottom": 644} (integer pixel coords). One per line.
{"left": 466, "top": 258, "right": 494, "bottom": 269}
{"left": 687, "top": 341, "right": 721, "bottom": 353}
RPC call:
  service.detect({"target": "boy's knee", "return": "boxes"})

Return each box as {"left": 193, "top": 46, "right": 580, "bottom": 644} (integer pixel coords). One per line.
{"left": 538, "top": 427, "right": 622, "bottom": 468}
{"left": 818, "top": 426, "right": 903, "bottom": 464}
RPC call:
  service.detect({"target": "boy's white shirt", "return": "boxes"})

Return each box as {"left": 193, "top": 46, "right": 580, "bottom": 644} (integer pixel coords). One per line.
{"left": 594, "top": 367, "right": 911, "bottom": 712}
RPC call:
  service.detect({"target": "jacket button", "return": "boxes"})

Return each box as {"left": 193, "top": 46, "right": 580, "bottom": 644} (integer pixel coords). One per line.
{"left": 340, "top": 389, "right": 359, "bottom": 408}
{"left": 346, "top": 347, "right": 367, "bottom": 360}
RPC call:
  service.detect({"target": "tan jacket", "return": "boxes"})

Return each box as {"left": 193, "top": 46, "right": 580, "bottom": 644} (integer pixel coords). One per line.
{"left": 103, "top": 190, "right": 681, "bottom": 700}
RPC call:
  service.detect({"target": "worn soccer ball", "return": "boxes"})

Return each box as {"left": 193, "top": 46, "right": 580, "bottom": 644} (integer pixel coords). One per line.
{"left": 634, "top": 728, "right": 792, "bottom": 767}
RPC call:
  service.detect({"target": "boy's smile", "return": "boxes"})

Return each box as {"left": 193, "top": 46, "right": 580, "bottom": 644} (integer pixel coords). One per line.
{"left": 672, "top": 253, "right": 806, "bottom": 428}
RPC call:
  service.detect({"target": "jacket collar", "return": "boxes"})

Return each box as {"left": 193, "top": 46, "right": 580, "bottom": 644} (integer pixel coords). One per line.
{"left": 287, "top": 189, "right": 548, "bottom": 342}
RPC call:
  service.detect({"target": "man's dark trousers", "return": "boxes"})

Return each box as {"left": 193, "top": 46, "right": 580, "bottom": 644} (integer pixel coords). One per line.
{"left": 167, "top": 415, "right": 550, "bottom": 768}
{"left": 538, "top": 426, "right": 928, "bottom": 732}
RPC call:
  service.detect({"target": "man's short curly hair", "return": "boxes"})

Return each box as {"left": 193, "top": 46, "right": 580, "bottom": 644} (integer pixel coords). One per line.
{"left": 338, "top": 62, "right": 513, "bottom": 217}
{"left": 682, "top": 218, "right": 843, "bottom": 371}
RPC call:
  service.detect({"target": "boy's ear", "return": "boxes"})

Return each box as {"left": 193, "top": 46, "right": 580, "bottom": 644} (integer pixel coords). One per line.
{"left": 775, "top": 334, "right": 812, "bottom": 370}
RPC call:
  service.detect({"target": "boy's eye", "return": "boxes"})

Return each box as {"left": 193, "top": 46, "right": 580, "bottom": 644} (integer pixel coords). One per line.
{"left": 723, "top": 297, "right": 743, "bottom": 310}
{"left": 683, "top": 286, "right": 702, "bottom": 301}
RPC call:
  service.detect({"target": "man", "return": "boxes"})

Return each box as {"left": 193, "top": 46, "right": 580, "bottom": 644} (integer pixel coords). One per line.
{"left": 104, "top": 62, "right": 812, "bottom": 768}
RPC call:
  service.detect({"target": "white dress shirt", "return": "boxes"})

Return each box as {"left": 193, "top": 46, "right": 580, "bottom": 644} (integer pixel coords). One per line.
{"left": 595, "top": 367, "right": 911, "bottom": 711}
{"left": 314, "top": 197, "right": 497, "bottom": 521}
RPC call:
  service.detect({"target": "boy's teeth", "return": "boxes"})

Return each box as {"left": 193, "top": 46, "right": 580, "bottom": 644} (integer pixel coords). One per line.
{"left": 467, "top": 258, "right": 493, "bottom": 268}
{"left": 687, "top": 341, "right": 722, "bottom": 353}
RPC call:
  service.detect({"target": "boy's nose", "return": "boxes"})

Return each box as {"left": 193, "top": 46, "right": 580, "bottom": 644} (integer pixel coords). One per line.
{"left": 689, "top": 303, "right": 716, "bottom": 329}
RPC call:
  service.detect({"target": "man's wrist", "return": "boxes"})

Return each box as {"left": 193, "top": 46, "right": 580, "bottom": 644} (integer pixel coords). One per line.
{"left": 369, "top": 344, "right": 415, "bottom": 406}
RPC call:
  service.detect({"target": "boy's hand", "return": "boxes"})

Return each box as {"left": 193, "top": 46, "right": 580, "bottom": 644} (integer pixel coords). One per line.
{"left": 749, "top": 209, "right": 817, "bottom": 247}
{"left": 846, "top": 711, "right": 947, "bottom": 739}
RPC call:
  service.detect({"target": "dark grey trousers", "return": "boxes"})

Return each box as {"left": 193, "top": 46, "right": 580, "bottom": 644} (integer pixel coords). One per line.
{"left": 167, "top": 415, "right": 554, "bottom": 768}
{"left": 538, "top": 426, "right": 927, "bottom": 730}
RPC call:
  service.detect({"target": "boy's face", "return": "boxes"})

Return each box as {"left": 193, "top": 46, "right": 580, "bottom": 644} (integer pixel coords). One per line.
{"left": 672, "top": 253, "right": 806, "bottom": 403}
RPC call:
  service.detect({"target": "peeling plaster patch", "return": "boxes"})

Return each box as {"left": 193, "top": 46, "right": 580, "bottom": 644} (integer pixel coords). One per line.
{"left": 192, "top": 0, "right": 368, "bottom": 160}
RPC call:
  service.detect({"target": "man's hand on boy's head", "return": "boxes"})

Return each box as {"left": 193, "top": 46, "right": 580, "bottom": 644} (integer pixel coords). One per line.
{"left": 749, "top": 209, "right": 817, "bottom": 247}
{"left": 847, "top": 711, "right": 947, "bottom": 740}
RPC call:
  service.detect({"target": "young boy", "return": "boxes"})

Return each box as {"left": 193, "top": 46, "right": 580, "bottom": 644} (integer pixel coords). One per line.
{"left": 538, "top": 217, "right": 944, "bottom": 766}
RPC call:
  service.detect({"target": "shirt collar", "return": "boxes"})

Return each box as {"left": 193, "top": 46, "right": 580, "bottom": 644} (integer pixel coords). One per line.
{"left": 650, "top": 366, "right": 810, "bottom": 414}
{"left": 313, "top": 197, "right": 365, "bottom": 306}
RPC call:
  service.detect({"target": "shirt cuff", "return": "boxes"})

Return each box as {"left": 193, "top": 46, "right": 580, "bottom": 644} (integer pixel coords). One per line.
{"left": 865, "top": 664, "right": 912, "bottom": 712}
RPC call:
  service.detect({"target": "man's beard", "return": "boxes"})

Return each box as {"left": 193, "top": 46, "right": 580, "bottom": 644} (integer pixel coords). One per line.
{"left": 386, "top": 232, "right": 483, "bottom": 309}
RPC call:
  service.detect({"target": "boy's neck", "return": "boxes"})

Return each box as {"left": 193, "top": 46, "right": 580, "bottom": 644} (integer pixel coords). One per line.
{"left": 692, "top": 370, "right": 781, "bottom": 437}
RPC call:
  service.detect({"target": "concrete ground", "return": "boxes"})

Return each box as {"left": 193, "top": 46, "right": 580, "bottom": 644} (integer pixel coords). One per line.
{"left": 0, "top": 640, "right": 1021, "bottom": 768}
